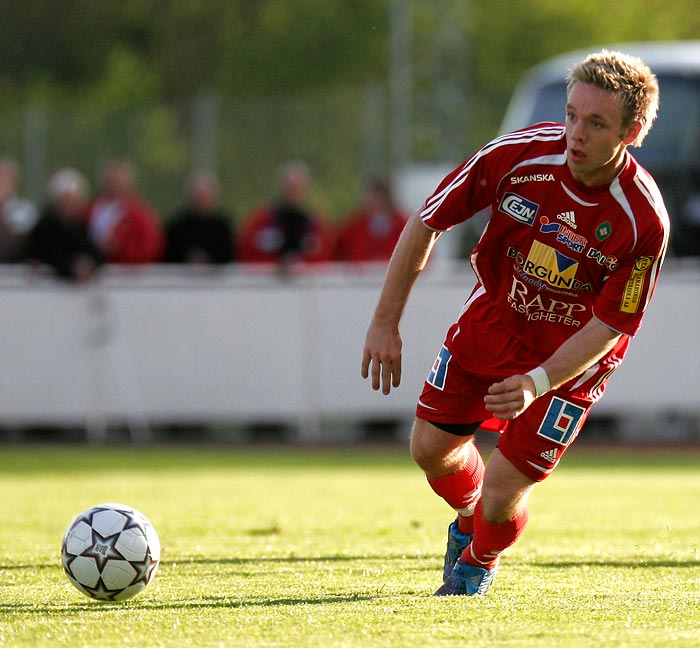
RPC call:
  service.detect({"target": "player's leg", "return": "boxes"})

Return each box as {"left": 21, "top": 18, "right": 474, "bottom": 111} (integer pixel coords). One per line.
{"left": 413, "top": 339, "right": 492, "bottom": 537}
{"left": 436, "top": 448, "right": 534, "bottom": 596}
{"left": 464, "top": 448, "right": 534, "bottom": 565}
{"left": 439, "top": 391, "right": 592, "bottom": 596}
{"left": 464, "top": 391, "right": 591, "bottom": 570}
{"left": 410, "top": 417, "right": 485, "bottom": 579}
{"left": 410, "top": 417, "right": 483, "bottom": 528}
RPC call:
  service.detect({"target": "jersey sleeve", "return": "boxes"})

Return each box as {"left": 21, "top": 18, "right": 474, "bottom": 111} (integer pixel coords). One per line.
{"left": 419, "top": 141, "right": 506, "bottom": 232}
{"left": 593, "top": 219, "right": 668, "bottom": 337}
{"left": 419, "top": 124, "right": 566, "bottom": 232}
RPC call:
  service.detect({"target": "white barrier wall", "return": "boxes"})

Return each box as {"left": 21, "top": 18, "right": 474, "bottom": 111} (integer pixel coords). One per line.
{"left": 0, "top": 261, "right": 698, "bottom": 440}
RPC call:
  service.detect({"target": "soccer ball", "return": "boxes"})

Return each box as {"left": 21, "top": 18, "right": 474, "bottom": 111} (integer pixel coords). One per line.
{"left": 61, "top": 503, "right": 160, "bottom": 601}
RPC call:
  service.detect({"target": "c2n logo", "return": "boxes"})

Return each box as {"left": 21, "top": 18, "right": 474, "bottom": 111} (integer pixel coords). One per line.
{"left": 427, "top": 345, "right": 452, "bottom": 390}
{"left": 498, "top": 192, "right": 539, "bottom": 225}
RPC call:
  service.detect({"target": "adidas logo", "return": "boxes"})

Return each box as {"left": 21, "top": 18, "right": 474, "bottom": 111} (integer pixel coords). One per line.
{"left": 556, "top": 210, "right": 577, "bottom": 229}
{"left": 540, "top": 448, "right": 558, "bottom": 462}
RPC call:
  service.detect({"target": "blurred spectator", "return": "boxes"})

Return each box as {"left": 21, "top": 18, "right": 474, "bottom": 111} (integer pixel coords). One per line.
{"left": 165, "top": 170, "right": 234, "bottom": 265}
{"left": 26, "top": 168, "right": 101, "bottom": 283}
{"left": 237, "top": 161, "right": 334, "bottom": 265}
{"left": 0, "top": 157, "right": 38, "bottom": 262}
{"left": 86, "top": 159, "right": 164, "bottom": 264}
{"left": 335, "top": 177, "right": 408, "bottom": 262}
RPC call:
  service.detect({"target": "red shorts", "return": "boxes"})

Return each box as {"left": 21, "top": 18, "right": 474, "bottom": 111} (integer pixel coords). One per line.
{"left": 416, "top": 344, "right": 592, "bottom": 482}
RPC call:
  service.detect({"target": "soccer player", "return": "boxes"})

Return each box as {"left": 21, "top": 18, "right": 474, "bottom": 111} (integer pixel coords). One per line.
{"left": 361, "top": 50, "right": 668, "bottom": 596}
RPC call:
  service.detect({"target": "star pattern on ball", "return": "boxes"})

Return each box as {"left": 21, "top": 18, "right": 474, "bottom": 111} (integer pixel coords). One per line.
{"left": 82, "top": 526, "right": 128, "bottom": 571}
{"left": 62, "top": 504, "right": 160, "bottom": 601}
{"left": 134, "top": 553, "right": 160, "bottom": 584}
{"left": 80, "top": 578, "right": 124, "bottom": 602}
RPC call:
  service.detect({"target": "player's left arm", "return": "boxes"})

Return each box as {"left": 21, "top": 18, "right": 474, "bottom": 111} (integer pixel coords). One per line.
{"left": 484, "top": 317, "right": 622, "bottom": 421}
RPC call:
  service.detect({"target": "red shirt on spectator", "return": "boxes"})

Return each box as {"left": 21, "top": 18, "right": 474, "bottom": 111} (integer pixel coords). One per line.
{"left": 86, "top": 159, "right": 164, "bottom": 264}
{"left": 335, "top": 178, "right": 408, "bottom": 262}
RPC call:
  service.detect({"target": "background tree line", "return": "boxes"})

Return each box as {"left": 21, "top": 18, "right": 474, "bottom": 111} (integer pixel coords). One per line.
{"left": 0, "top": 0, "right": 698, "bottom": 218}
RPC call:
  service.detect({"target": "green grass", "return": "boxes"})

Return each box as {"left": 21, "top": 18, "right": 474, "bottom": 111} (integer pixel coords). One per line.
{"left": 0, "top": 444, "right": 699, "bottom": 647}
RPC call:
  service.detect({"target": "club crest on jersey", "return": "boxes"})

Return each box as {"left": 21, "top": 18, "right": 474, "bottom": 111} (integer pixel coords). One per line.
{"left": 498, "top": 192, "right": 539, "bottom": 226}
{"left": 595, "top": 221, "right": 612, "bottom": 241}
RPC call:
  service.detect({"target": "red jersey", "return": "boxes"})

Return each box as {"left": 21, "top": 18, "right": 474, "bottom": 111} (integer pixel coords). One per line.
{"left": 419, "top": 123, "right": 669, "bottom": 399}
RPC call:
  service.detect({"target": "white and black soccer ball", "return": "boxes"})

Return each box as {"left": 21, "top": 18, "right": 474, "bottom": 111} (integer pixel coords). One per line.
{"left": 61, "top": 503, "right": 160, "bottom": 601}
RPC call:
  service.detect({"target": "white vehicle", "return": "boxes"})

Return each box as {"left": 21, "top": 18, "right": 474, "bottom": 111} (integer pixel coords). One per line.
{"left": 501, "top": 41, "right": 700, "bottom": 257}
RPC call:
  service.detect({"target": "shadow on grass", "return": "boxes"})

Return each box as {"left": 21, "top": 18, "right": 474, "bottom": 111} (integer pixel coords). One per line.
{"left": 141, "top": 593, "right": 380, "bottom": 611}
{"left": 0, "top": 592, "right": 381, "bottom": 616}
{"left": 0, "top": 553, "right": 436, "bottom": 573}
{"left": 0, "top": 555, "right": 436, "bottom": 572}
{"left": 0, "top": 553, "right": 434, "bottom": 617}
{"left": 5, "top": 554, "right": 696, "bottom": 575}
{"left": 160, "top": 553, "right": 435, "bottom": 567}
{"left": 536, "top": 558, "right": 700, "bottom": 569}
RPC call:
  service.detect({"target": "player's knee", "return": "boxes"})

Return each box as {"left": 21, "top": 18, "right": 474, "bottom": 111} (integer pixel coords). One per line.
{"left": 409, "top": 418, "right": 466, "bottom": 476}
{"left": 409, "top": 420, "right": 444, "bottom": 473}
{"left": 480, "top": 448, "right": 535, "bottom": 522}
{"left": 480, "top": 481, "right": 533, "bottom": 523}
{"left": 480, "top": 488, "right": 520, "bottom": 523}
{"left": 409, "top": 425, "right": 432, "bottom": 471}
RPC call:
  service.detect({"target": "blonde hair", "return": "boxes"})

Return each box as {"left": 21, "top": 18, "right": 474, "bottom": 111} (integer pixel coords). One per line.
{"left": 566, "top": 49, "right": 659, "bottom": 146}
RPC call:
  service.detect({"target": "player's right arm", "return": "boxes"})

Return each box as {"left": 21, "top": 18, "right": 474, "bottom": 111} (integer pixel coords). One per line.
{"left": 362, "top": 212, "right": 440, "bottom": 394}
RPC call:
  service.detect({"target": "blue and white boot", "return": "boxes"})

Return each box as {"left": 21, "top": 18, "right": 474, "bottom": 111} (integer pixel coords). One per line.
{"left": 435, "top": 558, "right": 498, "bottom": 596}
{"left": 442, "top": 517, "right": 473, "bottom": 582}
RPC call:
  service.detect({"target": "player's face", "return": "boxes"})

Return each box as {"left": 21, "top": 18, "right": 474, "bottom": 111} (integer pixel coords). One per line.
{"left": 565, "top": 81, "right": 639, "bottom": 187}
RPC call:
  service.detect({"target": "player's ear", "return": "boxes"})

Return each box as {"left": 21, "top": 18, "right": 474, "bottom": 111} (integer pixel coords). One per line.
{"left": 622, "top": 120, "right": 642, "bottom": 146}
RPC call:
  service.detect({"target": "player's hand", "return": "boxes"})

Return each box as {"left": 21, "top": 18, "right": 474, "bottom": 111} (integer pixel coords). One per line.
{"left": 361, "top": 320, "right": 402, "bottom": 395}
{"left": 484, "top": 374, "right": 537, "bottom": 421}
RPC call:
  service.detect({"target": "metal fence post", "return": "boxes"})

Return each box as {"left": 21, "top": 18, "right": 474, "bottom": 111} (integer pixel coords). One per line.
{"left": 22, "top": 103, "right": 47, "bottom": 206}
{"left": 193, "top": 92, "right": 220, "bottom": 172}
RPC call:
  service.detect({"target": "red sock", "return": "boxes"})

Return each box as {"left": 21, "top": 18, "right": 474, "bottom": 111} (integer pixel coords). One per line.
{"left": 462, "top": 499, "right": 529, "bottom": 569}
{"left": 426, "top": 442, "right": 484, "bottom": 535}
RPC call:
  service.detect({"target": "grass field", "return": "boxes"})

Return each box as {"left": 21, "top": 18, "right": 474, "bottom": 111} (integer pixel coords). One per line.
{"left": 0, "top": 443, "right": 698, "bottom": 647}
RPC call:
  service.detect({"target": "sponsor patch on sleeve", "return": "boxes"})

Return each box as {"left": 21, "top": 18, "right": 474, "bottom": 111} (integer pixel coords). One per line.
{"left": 620, "top": 256, "right": 654, "bottom": 314}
